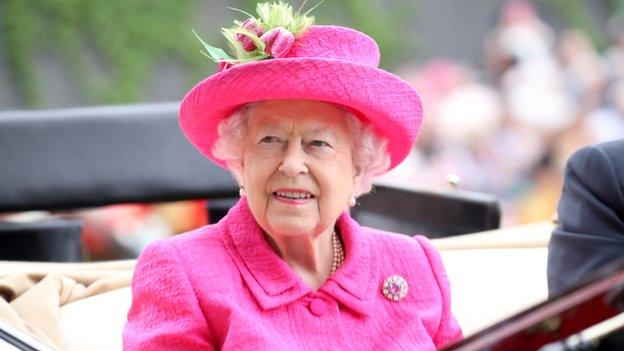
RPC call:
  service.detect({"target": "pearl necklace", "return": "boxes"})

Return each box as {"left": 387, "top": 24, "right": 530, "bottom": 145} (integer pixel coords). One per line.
{"left": 331, "top": 230, "right": 345, "bottom": 273}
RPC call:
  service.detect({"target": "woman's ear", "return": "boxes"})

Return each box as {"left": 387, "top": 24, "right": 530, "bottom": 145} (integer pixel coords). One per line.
{"left": 352, "top": 163, "right": 361, "bottom": 179}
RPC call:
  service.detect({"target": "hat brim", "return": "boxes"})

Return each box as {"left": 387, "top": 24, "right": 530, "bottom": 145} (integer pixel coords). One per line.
{"left": 179, "top": 57, "right": 422, "bottom": 170}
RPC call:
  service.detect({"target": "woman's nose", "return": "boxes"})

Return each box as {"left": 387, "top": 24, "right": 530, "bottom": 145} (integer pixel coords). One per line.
{"left": 278, "top": 142, "right": 308, "bottom": 176}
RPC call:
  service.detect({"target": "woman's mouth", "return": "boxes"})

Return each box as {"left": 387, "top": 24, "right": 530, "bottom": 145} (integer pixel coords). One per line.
{"left": 273, "top": 190, "right": 315, "bottom": 204}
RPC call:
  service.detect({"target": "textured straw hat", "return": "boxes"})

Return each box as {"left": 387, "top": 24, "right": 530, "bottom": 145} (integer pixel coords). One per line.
{"left": 179, "top": 2, "right": 422, "bottom": 170}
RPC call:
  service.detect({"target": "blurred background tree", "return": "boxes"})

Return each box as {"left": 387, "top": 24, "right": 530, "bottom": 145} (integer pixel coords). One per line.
{"left": 2, "top": 0, "right": 206, "bottom": 107}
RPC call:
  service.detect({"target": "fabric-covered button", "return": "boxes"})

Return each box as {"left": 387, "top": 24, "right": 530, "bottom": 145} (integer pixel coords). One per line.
{"left": 309, "top": 298, "right": 327, "bottom": 316}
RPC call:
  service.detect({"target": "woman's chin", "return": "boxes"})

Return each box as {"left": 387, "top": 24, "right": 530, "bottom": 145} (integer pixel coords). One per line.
{"left": 266, "top": 218, "right": 317, "bottom": 237}
{"left": 266, "top": 196, "right": 317, "bottom": 217}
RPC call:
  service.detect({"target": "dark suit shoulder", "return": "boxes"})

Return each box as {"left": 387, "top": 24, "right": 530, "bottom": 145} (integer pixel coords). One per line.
{"left": 548, "top": 139, "right": 624, "bottom": 295}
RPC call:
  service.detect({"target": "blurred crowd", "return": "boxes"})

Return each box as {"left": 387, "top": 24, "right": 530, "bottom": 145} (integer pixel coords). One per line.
{"left": 384, "top": 0, "right": 624, "bottom": 225}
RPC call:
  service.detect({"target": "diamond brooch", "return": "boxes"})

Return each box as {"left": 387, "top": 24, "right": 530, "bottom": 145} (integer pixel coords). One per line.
{"left": 382, "top": 275, "right": 409, "bottom": 301}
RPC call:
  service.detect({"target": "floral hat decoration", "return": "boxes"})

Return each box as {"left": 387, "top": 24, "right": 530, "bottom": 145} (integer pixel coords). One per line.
{"left": 193, "top": 1, "right": 319, "bottom": 71}
{"left": 179, "top": 1, "right": 423, "bottom": 170}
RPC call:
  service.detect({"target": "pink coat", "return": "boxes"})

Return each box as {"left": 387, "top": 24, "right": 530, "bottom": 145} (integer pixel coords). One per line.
{"left": 123, "top": 199, "right": 462, "bottom": 350}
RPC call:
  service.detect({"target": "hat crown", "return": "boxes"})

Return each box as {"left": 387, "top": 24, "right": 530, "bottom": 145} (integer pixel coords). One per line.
{"left": 286, "top": 25, "right": 380, "bottom": 67}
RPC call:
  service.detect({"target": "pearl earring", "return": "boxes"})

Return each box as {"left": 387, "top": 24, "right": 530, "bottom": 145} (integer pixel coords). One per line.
{"left": 348, "top": 196, "right": 356, "bottom": 207}
{"left": 239, "top": 187, "right": 245, "bottom": 197}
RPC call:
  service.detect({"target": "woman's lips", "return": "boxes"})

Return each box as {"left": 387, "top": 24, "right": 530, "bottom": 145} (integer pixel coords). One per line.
{"left": 272, "top": 189, "right": 315, "bottom": 205}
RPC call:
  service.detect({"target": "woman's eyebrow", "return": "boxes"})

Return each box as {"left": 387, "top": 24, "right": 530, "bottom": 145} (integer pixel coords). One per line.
{"left": 256, "top": 121, "right": 286, "bottom": 133}
{"left": 306, "top": 127, "right": 338, "bottom": 138}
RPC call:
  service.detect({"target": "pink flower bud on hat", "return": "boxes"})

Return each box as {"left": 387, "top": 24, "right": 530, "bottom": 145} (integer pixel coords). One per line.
{"left": 236, "top": 18, "right": 264, "bottom": 51}
{"left": 217, "top": 60, "right": 235, "bottom": 72}
{"left": 260, "top": 27, "right": 295, "bottom": 58}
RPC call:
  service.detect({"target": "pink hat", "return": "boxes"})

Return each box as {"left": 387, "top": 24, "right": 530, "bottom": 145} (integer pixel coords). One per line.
{"left": 179, "top": 9, "right": 422, "bottom": 170}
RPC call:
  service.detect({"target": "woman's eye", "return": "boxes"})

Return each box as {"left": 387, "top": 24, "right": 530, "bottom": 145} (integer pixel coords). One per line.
{"left": 260, "top": 136, "right": 279, "bottom": 143}
{"left": 310, "top": 140, "right": 330, "bottom": 148}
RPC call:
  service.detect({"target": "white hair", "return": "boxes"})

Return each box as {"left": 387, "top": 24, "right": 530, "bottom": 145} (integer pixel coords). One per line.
{"left": 212, "top": 102, "right": 390, "bottom": 197}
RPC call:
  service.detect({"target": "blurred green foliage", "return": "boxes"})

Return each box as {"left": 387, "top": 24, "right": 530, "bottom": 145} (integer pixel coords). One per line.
{"left": 609, "top": 0, "right": 624, "bottom": 18}
{"left": 1, "top": 0, "right": 207, "bottom": 107}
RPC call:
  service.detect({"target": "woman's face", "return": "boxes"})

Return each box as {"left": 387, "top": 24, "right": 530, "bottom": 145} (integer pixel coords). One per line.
{"left": 242, "top": 99, "right": 356, "bottom": 238}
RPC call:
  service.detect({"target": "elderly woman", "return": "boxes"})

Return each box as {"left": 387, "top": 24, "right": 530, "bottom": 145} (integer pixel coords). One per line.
{"left": 123, "top": 2, "right": 462, "bottom": 350}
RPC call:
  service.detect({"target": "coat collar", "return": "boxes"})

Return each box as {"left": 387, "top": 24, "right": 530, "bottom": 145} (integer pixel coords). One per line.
{"left": 220, "top": 198, "right": 379, "bottom": 316}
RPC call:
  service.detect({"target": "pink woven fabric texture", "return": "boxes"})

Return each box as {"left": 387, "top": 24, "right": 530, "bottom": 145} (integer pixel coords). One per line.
{"left": 179, "top": 25, "right": 423, "bottom": 170}
{"left": 123, "top": 199, "right": 462, "bottom": 350}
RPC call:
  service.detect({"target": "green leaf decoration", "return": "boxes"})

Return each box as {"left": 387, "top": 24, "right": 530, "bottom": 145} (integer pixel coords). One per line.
{"left": 221, "top": 28, "right": 247, "bottom": 60}
{"left": 193, "top": 1, "right": 321, "bottom": 66}
{"left": 256, "top": 1, "right": 315, "bottom": 35}
{"left": 192, "top": 29, "right": 233, "bottom": 62}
